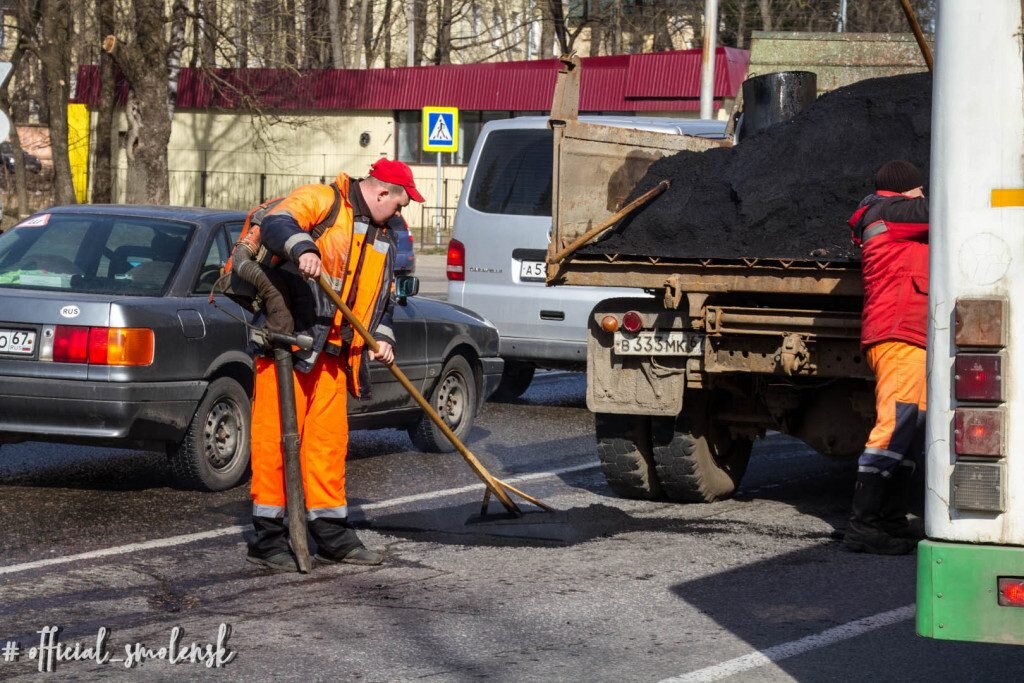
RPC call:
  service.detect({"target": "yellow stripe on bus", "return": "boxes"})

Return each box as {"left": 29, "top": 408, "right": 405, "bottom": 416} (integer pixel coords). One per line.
{"left": 990, "top": 189, "right": 1024, "bottom": 207}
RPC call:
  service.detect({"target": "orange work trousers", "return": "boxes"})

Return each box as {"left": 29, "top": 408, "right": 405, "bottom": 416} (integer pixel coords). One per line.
{"left": 250, "top": 353, "right": 350, "bottom": 519}
{"left": 859, "top": 340, "right": 927, "bottom": 476}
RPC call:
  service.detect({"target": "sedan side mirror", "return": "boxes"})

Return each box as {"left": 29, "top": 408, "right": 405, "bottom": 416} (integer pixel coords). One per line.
{"left": 395, "top": 275, "right": 419, "bottom": 302}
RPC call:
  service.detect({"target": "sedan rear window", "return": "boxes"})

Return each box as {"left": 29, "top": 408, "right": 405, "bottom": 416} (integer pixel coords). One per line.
{"left": 0, "top": 214, "right": 193, "bottom": 295}
{"left": 467, "top": 129, "right": 552, "bottom": 216}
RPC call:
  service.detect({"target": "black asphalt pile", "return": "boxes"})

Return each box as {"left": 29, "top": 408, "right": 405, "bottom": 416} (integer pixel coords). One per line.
{"left": 580, "top": 72, "right": 932, "bottom": 262}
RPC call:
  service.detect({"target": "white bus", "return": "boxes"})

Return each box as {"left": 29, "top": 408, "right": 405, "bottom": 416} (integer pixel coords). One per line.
{"left": 918, "top": 0, "right": 1024, "bottom": 645}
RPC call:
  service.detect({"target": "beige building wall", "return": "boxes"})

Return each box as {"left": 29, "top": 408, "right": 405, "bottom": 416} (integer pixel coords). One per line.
{"left": 100, "top": 108, "right": 465, "bottom": 232}
{"left": 748, "top": 31, "right": 930, "bottom": 94}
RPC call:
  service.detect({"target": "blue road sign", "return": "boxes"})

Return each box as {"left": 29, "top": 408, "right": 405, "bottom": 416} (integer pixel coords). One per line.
{"left": 422, "top": 107, "right": 459, "bottom": 153}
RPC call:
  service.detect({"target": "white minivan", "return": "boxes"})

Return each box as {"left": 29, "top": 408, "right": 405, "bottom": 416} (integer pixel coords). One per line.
{"left": 447, "top": 116, "right": 726, "bottom": 399}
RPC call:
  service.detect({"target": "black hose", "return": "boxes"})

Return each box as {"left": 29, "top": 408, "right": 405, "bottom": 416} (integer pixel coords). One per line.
{"left": 231, "top": 242, "right": 295, "bottom": 335}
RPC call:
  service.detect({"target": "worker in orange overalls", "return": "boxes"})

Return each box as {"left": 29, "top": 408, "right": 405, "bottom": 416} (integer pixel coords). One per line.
{"left": 845, "top": 160, "right": 928, "bottom": 555}
{"left": 246, "top": 158, "right": 424, "bottom": 572}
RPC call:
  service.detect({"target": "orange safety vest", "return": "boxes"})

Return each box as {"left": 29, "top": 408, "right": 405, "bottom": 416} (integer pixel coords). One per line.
{"left": 263, "top": 172, "right": 396, "bottom": 397}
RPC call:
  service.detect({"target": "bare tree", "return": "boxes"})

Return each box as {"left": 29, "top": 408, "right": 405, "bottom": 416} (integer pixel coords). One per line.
{"left": 30, "top": 0, "right": 77, "bottom": 204}
{"left": 1, "top": 19, "right": 31, "bottom": 218}
{"left": 328, "top": 0, "right": 347, "bottom": 67}
{"left": 91, "top": 0, "right": 116, "bottom": 204}
{"left": 102, "top": 0, "right": 188, "bottom": 204}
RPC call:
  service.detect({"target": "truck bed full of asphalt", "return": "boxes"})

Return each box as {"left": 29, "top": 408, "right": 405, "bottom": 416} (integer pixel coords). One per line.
{"left": 580, "top": 72, "right": 932, "bottom": 263}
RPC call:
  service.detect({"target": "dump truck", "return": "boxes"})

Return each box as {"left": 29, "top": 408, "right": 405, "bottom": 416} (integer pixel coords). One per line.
{"left": 545, "top": 55, "right": 877, "bottom": 504}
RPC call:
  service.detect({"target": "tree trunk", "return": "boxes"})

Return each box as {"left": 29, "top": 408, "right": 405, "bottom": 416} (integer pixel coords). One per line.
{"left": 39, "top": 0, "right": 76, "bottom": 204}
{"left": 433, "top": 0, "right": 452, "bottom": 64}
{"left": 237, "top": 0, "right": 249, "bottom": 67}
{"left": 328, "top": 0, "right": 345, "bottom": 68}
{"left": 413, "top": 0, "right": 427, "bottom": 66}
{"left": 756, "top": 0, "right": 773, "bottom": 31}
{"left": 539, "top": 12, "right": 555, "bottom": 58}
{"left": 103, "top": 0, "right": 182, "bottom": 204}
{"left": 0, "top": 39, "right": 30, "bottom": 217}
{"left": 354, "top": 0, "right": 369, "bottom": 67}
{"left": 284, "top": 0, "right": 299, "bottom": 66}
{"left": 92, "top": 0, "right": 117, "bottom": 204}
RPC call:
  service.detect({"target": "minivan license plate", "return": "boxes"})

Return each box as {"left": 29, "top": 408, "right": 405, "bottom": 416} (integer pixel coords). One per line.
{"left": 0, "top": 328, "right": 36, "bottom": 355}
{"left": 613, "top": 330, "right": 701, "bottom": 356}
{"left": 519, "top": 260, "right": 546, "bottom": 281}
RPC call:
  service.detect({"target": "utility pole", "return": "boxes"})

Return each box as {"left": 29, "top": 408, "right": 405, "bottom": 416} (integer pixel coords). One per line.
{"left": 837, "top": 0, "right": 848, "bottom": 32}
{"left": 699, "top": 0, "right": 719, "bottom": 120}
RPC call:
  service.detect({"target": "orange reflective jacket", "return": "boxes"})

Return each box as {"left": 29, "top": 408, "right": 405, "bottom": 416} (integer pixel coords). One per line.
{"left": 259, "top": 172, "right": 396, "bottom": 397}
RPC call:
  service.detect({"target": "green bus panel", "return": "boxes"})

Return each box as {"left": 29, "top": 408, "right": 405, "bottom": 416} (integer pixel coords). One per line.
{"left": 917, "top": 540, "right": 1024, "bottom": 645}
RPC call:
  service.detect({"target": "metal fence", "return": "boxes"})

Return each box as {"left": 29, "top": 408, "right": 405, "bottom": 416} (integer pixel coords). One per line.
{"left": 113, "top": 167, "right": 464, "bottom": 248}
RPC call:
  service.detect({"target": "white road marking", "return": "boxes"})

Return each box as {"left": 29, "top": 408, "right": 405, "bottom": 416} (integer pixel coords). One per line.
{"left": 659, "top": 604, "right": 916, "bottom": 682}
{"left": 0, "top": 462, "right": 598, "bottom": 577}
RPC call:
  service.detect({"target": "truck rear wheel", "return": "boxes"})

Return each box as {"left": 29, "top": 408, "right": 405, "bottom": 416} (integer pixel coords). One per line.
{"left": 595, "top": 413, "right": 663, "bottom": 500}
{"left": 651, "top": 392, "right": 752, "bottom": 503}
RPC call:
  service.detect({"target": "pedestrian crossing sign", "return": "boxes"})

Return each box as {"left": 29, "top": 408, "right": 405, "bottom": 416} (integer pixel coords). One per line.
{"left": 422, "top": 106, "right": 459, "bottom": 153}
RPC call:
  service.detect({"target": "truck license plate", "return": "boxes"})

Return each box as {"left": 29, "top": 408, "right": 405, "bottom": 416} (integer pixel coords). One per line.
{"left": 519, "top": 260, "right": 546, "bottom": 281}
{"left": 613, "top": 330, "right": 702, "bottom": 356}
{"left": 0, "top": 328, "right": 36, "bottom": 356}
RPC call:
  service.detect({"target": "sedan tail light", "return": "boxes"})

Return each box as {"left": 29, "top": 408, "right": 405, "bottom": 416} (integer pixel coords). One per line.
{"left": 53, "top": 325, "right": 154, "bottom": 366}
{"left": 447, "top": 238, "right": 465, "bottom": 281}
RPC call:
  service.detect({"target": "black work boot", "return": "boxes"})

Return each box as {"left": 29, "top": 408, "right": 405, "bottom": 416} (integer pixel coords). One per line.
{"left": 880, "top": 465, "right": 925, "bottom": 540}
{"left": 310, "top": 518, "right": 384, "bottom": 566}
{"left": 246, "top": 516, "right": 300, "bottom": 572}
{"left": 843, "top": 472, "right": 917, "bottom": 555}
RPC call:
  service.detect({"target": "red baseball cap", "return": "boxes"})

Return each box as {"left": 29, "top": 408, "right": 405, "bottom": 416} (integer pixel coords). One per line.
{"left": 368, "top": 158, "right": 424, "bottom": 203}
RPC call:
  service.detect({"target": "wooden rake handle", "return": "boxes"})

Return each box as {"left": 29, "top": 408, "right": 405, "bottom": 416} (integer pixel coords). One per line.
{"left": 317, "top": 276, "right": 543, "bottom": 516}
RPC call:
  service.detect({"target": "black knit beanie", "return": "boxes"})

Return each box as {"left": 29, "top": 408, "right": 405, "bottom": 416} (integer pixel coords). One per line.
{"left": 874, "top": 160, "right": 924, "bottom": 193}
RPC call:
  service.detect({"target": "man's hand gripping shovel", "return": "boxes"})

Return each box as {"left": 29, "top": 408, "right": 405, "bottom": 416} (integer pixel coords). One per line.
{"left": 316, "top": 275, "right": 553, "bottom": 517}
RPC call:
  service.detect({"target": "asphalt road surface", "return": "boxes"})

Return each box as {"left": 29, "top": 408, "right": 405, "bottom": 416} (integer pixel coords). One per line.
{"left": 1, "top": 261, "right": 1022, "bottom": 680}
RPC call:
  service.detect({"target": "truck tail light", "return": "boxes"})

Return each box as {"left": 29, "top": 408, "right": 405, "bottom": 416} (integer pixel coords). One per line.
{"left": 53, "top": 325, "right": 153, "bottom": 366}
{"left": 953, "top": 407, "right": 1004, "bottom": 457}
{"left": 622, "top": 311, "right": 643, "bottom": 333}
{"left": 600, "top": 315, "right": 619, "bottom": 333}
{"left": 447, "top": 238, "right": 465, "bottom": 281}
{"left": 998, "top": 578, "right": 1024, "bottom": 607}
{"left": 954, "top": 353, "right": 1003, "bottom": 402}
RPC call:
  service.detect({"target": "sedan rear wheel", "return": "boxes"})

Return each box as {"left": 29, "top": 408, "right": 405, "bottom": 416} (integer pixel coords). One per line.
{"left": 408, "top": 354, "right": 478, "bottom": 453}
{"left": 168, "top": 377, "right": 251, "bottom": 491}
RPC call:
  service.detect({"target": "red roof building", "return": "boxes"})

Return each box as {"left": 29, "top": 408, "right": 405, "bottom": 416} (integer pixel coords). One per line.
{"left": 74, "top": 47, "right": 748, "bottom": 113}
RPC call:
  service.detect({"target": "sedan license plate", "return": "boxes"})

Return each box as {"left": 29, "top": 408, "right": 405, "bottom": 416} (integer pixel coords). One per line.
{"left": 614, "top": 330, "right": 702, "bottom": 356}
{"left": 519, "top": 260, "right": 546, "bottom": 281}
{"left": 0, "top": 328, "right": 37, "bottom": 356}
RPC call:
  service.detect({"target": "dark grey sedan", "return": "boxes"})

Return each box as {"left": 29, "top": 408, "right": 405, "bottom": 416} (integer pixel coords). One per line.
{"left": 0, "top": 205, "right": 503, "bottom": 491}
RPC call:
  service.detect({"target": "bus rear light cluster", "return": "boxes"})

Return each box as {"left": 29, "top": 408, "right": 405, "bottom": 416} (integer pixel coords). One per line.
{"left": 998, "top": 578, "right": 1024, "bottom": 608}
{"left": 954, "top": 353, "right": 1003, "bottom": 402}
{"left": 950, "top": 298, "right": 1008, "bottom": 514}
{"left": 953, "top": 407, "right": 1004, "bottom": 457}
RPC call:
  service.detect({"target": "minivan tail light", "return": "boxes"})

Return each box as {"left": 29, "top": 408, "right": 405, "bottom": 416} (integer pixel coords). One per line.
{"left": 52, "top": 325, "right": 153, "bottom": 366}
{"left": 447, "top": 238, "right": 465, "bottom": 281}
